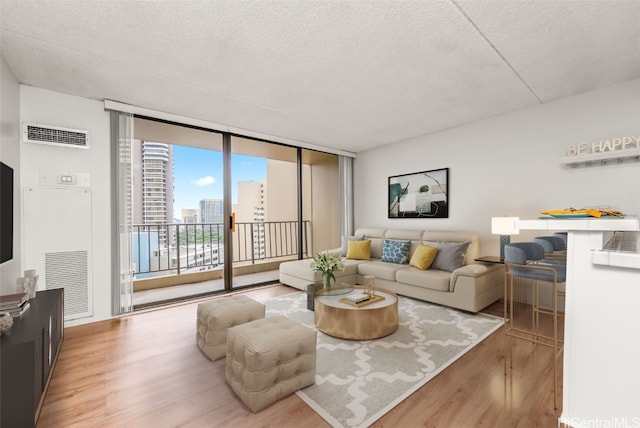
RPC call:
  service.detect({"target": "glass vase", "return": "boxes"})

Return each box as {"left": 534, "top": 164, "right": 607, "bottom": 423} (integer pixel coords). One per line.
{"left": 323, "top": 275, "right": 334, "bottom": 290}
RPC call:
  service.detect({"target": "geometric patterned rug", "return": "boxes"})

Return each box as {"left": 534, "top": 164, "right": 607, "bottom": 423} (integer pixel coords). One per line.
{"left": 264, "top": 292, "right": 503, "bottom": 428}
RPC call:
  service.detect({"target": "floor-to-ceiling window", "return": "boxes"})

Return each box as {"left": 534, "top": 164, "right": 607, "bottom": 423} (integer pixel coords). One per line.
{"left": 116, "top": 116, "right": 340, "bottom": 309}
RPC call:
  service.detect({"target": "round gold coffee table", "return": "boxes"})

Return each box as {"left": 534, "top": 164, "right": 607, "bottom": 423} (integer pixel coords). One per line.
{"left": 314, "top": 286, "right": 398, "bottom": 340}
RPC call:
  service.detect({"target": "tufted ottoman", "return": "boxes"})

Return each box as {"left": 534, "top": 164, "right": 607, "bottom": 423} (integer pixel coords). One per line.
{"left": 225, "top": 315, "right": 317, "bottom": 412}
{"left": 196, "top": 295, "right": 266, "bottom": 361}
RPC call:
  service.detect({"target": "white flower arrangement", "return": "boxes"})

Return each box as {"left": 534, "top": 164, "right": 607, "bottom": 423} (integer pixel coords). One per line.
{"left": 310, "top": 252, "right": 345, "bottom": 289}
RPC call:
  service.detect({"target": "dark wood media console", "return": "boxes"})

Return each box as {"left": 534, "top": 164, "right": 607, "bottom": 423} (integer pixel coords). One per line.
{"left": 1, "top": 288, "right": 64, "bottom": 427}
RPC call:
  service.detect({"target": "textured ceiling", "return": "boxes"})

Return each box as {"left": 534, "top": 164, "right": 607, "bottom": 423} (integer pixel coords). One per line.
{"left": 1, "top": 0, "right": 639, "bottom": 154}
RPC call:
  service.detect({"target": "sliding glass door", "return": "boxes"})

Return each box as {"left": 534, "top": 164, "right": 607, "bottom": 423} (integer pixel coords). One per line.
{"left": 228, "top": 136, "right": 300, "bottom": 289}
{"left": 130, "top": 118, "right": 226, "bottom": 305}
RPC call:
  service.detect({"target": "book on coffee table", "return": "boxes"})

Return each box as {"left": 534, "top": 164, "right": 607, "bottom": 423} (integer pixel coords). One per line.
{"left": 343, "top": 292, "right": 370, "bottom": 304}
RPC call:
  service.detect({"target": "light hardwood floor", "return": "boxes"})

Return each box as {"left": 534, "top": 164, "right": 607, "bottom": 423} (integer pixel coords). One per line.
{"left": 37, "top": 284, "right": 564, "bottom": 428}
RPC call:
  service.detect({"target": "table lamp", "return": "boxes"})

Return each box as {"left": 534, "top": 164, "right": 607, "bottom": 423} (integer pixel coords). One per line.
{"left": 491, "top": 217, "right": 520, "bottom": 260}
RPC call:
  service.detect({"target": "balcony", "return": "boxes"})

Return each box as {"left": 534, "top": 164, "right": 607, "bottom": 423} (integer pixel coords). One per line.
{"left": 132, "top": 220, "right": 311, "bottom": 308}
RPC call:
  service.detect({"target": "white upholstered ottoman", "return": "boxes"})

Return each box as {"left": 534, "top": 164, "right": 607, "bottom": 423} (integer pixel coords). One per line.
{"left": 196, "top": 295, "right": 265, "bottom": 361}
{"left": 225, "top": 315, "right": 317, "bottom": 412}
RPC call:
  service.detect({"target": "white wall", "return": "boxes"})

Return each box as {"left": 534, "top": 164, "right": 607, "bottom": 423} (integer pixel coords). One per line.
{"left": 19, "top": 85, "right": 112, "bottom": 326}
{"left": 0, "top": 55, "right": 22, "bottom": 293}
{"left": 354, "top": 78, "right": 640, "bottom": 254}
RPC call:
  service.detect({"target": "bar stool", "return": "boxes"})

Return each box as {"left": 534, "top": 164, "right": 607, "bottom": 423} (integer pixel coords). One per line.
{"left": 553, "top": 231, "right": 568, "bottom": 249}
{"left": 533, "top": 236, "right": 567, "bottom": 323}
{"left": 504, "top": 242, "right": 565, "bottom": 410}
{"left": 534, "top": 235, "right": 567, "bottom": 260}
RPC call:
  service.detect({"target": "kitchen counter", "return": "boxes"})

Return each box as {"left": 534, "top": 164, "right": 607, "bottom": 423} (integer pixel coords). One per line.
{"left": 518, "top": 217, "right": 640, "bottom": 426}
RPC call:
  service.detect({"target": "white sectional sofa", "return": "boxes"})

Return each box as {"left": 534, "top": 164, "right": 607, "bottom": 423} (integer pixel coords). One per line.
{"left": 278, "top": 228, "right": 504, "bottom": 313}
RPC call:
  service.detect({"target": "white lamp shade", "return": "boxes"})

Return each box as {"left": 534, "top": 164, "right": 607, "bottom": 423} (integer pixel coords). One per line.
{"left": 491, "top": 217, "right": 520, "bottom": 235}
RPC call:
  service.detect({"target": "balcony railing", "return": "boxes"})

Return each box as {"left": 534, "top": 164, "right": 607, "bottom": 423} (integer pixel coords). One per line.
{"left": 132, "top": 220, "right": 310, "bottom": 278}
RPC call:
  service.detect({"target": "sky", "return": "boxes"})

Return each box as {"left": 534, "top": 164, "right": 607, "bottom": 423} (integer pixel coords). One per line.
{"left": 172, "top": 145, "right": 266, "bottom": 220}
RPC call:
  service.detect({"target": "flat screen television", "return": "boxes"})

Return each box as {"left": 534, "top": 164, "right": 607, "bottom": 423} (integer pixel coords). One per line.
{"left": 0, "top": 161, "right": 13, "bottom": 264}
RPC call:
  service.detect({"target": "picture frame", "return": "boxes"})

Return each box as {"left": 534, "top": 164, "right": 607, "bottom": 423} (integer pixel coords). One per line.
{"left": 388, "top": 168, "right": 449, "bottom": 218}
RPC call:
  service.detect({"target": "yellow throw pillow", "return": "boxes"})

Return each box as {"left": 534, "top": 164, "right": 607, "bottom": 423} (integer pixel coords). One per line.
{"left": 346, "top": 239, "right": 371, "bottom": 260}
{"left": 410, "top": 244, "right": 438, "bottom": 270}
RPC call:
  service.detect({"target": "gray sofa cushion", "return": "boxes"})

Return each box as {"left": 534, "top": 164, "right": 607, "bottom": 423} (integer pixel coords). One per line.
{"left": 430, "top": 241, "right": 470, "bottom": 272}
{"left": 422, "top": 231, "right": 479, "bottom": 265}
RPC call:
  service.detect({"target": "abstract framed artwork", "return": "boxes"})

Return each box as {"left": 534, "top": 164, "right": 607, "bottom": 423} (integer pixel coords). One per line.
{"left": 388, "top": 168, "right": 449, "bottom": 218}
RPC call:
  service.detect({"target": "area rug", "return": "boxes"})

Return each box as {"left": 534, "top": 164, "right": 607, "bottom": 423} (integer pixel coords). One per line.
{"left": 264, "top": 292, "right": 503, "bottom": 428}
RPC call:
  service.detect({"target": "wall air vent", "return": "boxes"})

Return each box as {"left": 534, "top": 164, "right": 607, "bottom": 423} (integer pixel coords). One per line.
{"left": 45, "top": 250, "right": 92, "bottom": 320}
{"left": 23, "top": 122, "right": 89, "bottom": 149}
